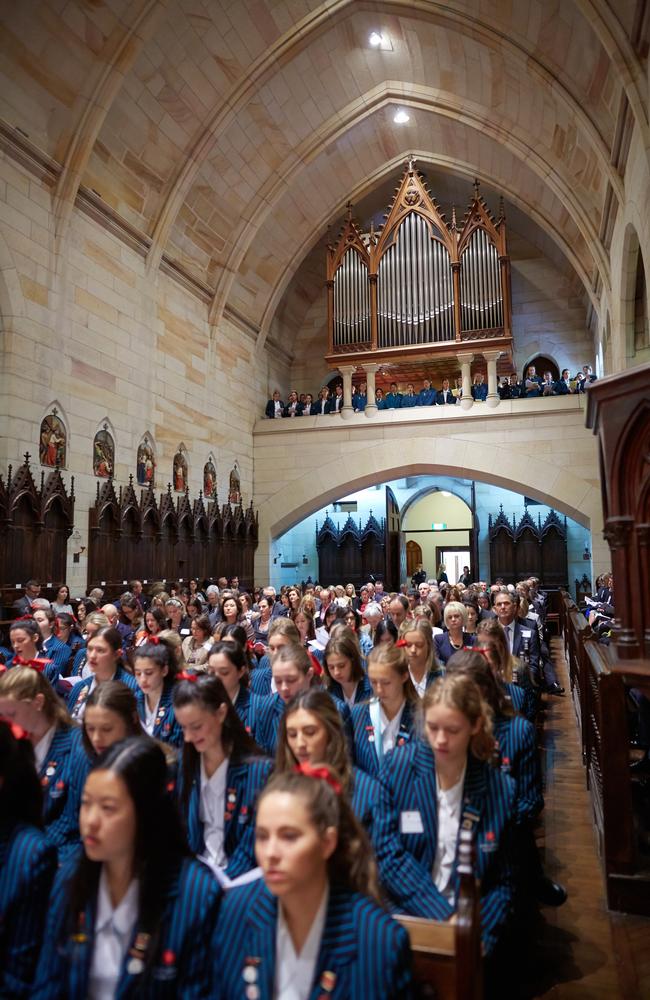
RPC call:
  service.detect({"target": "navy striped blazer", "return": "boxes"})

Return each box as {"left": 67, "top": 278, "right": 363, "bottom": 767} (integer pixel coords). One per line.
{"left": 32, "top": 856, "right": 221, "bottom": 998}
{"left": 327, "top": 673, "right": 373, "bottom": 706}
{"left": 350, "top": 766, "right": 382, "bottom": 840}
{"left": 38, "top": 724, "right": 79, "bottom": 854}
{"left": 212, "top": 880, "right": 413, "bottom": 999}
{"left": 177, "top": 755, "right": 272, "bottom": 878}
{"left": 374, "top": 740, "right": 516, "bottom": 955}
{"left": 53, "top": 731, "right": 93, "bottom": 862}
{"left": 0, "top": 821, "right": 57, "bottom": 999}
{"left": 70, "top": 647, "right": 88, "bottom": 677}
{"left": 232, "top": 685, "right": 266, "bottom": 732}
{"left": 136, "top": 685, "right": 183, "bottom": 747}
{"left": 8, "top": 654, "right": 60, "bottom": 687}
{"left": 250, "top": 691, "right": 352, "bottom": 756}
{"left": 41, "top": 636, "right": 74, "bottom": 677}
{"left": 493, "top": 714, "right": 543, "bottom": 824}
{"left": 250, "top": 659, "right": 272, "bottom": 696}
{"left": 67, "top": 667, "right": 138, "bottom": 717}
{"left": 504, "top": 681, "right": 538, "bottom": 722}
{"left": 351, "top": 698, "right": 417, "bottom": 778}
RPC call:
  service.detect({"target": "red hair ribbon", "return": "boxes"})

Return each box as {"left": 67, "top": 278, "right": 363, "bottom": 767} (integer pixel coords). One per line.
{"left": 246, "top": 641, "right": 255, "bottom": 652}
{"left": 293, "top": 763, "right": 342, "bottom": 796}
{"left": 13, "top": 656, "right": 52, "bottom": 672}
{"left": 0, "top": 718, "right": 30, "bottom": 741}
{"left": 146, "top": 635, "right": 161, "bottom": 645}
{"left": 177, "top": 670, "right": 198, "bottom": 683}
{"left": 0, "top": 664, "right": 6, "bottom": 674}
{"left": 395, "top": 638, "right": 408, "bottom": 648}
{"left": 16, "top": 614, "right": 34, "bottom": 622}
{"left": 467, "top": 646, "right": 489, "bottom": 660}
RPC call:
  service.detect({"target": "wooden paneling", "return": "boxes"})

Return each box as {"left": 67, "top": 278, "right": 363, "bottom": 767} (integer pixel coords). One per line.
{"left": 488, "top": 506, "right": 568, "bottom": 587}
{"left": 316, "top": 512, "right": 386, "bottom": 588}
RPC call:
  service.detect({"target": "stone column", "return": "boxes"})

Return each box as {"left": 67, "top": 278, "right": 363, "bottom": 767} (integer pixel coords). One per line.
{"left": 338, "top": 365, "right": 356, "bottom": 420}
{"left": 456, "top": 352, "right": 475, "bottom": 410}
{"left": 483, "top": 350, "right": 502, "bottom": 409}
{"left": 363, "top": 364, "right": 380, "bottom": 418}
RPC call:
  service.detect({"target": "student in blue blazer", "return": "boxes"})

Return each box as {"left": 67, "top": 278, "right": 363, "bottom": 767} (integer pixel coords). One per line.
{"left": 275, "top": 688, "right": 383, "bottom": 840}
{"left": 384, "top": 382, "right": 402, "bottom": 408}
{"left": 213, "top": 765, "right": 413, "bottom": 999}
{"left": 0, "top": 665, "right": 78, "bottom": 858}
{"left": 351, "top": 643, "right": 418, "bottom": 778}
{"left": 476, "top": 618, "right": 539, "bottom": 722}
{"left": 417, "top": 378, "right": 437, "bottom": 406}
{"left": 0, "top": 719, "right": 57, "bottom": 999}
{"left": 249, "top": 644, "right": 352, "bottom": 756}
{"left": 322, "top": 631, "right": 373, "bottom": 708}
{"left": 471, "top": 374, "right": 488, "bottom": 401}
{"left": 33, "top": 607, "right": 73, "bottom": 677}
{"left": 205, "top": 639, "right": 266, "bottom": 732}
{"left": 133, "top": 636, "right": 183, "bottom": 746}
{"left": 352, "top": 382, "right": 367, "bottom": 412}
{"left": 250, "top": 617, "right": 302, "bottom": 696}
{"left": 53, "top": 612, "right": 85, "bottom": 676}
{"left": 32, "top": 738, "right": 221, "bottom": 998}
{"left": 8, "top": 619, "right": 60, "bottom": 687}
{"left": 398, "top": 619, "right": 444, "bottom": 697}
{"left": 67, "top": 626, "right": 138, "bottom": 721}
{"left": 173, "top": 671, "right": 272, "bottom": 878}
{"left": 400, "top": 382, "right": 419, "bottom": 407}
{"left": 374, "top": 673, "right": 516, "bottom": 956}
{"left": 265, "top": 390, "right": 284, "bottom": 418}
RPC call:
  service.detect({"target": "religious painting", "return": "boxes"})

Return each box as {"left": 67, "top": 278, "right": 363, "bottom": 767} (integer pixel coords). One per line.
{"left": 173, "top": 450, "right": 188, "bottom": 492}
{"left": 228, "top": 464, "right": 241, "bottom": 504}
{"left": 93, "top": 425, "right": 115, "bottom": 478}
{"left": 39, "top": 411, "right": 66, "bottom": 468}
{"left": 136, "top": 436, "right": 156, "bottom": 487}
{"left": 203, "top": 458, "right": 217, "bottom": 498}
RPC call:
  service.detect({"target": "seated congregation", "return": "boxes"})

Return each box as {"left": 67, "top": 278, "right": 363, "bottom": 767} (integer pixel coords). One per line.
{"left": 265, "top": 364, "right": 597, "bottom": 417}
{"left": 1, "top": 571, "right": 569, "bottom": 998}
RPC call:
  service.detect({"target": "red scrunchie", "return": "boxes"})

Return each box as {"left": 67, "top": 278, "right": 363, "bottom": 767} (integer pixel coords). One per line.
{"left": 177, "top": 670, "right": 198, "bottom": 683}
{"left": 293, "top": 762, "right": 342, "bottom": 796}
{"left": 13, "top": 656, "right": 52, "bottom": 672}
{"left": 395, "top": 638, "right": 408, "bottom": 648}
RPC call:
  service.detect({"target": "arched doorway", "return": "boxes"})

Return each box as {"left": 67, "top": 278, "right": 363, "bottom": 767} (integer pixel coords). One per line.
{"left": 406, "top": 540, "right": 423, "bottom": 577}
{"left": 522, "top": 355, "right": 560, "bottom": 381}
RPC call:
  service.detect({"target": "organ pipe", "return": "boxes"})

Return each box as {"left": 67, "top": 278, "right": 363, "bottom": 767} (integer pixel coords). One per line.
{"left": 326, "top": 162, "right": 511, "bottom": 356}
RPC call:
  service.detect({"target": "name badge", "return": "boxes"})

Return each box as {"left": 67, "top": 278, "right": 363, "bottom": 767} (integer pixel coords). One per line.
{"left": 521, "top": 630, "right": 532, "bottom": 638}
{"left": 400, "top": 811, "right": 424, "bottom": 834}
{"left": 180, "top": 629, "right": 191, "bottom": 636}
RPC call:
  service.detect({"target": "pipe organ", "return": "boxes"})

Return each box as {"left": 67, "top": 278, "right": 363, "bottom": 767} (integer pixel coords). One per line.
{"left": 326, "top": 160, "right": 512, "bottom": 365}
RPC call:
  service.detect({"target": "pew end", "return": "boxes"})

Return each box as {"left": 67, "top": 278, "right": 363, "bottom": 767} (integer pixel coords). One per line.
{"left": 396, "top": 830, "right": 482, "bottom": 1000}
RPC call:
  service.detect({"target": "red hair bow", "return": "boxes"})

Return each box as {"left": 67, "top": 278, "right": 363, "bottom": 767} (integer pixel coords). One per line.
{"left": 467, "top": 646, "right": 489, "bottom": 660}
{"left": 246, "top": 640, "right": 255, "bottom": 652}
{"left": 13, "top": 656, "right": 52, "bottom": 672}
{"left": 177, "top": 670, "right": 198, "bottom": 683}
{"left": 0, "top": 717, "right": 30, "bottom": 741}
{"left": 293, "top": 763, "right": 342, "bottom": 796}
{"left": 395, "top": 638, "right": 408, "bottom": 648}
{"left": 16, "top": 614, "right": 34, "bottom": 622}
{"left": 147, "top": 635, "right": 161, "bottom": 645}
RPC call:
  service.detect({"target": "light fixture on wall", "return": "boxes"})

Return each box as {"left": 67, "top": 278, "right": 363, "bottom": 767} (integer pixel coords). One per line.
{"left": 368, "top": 31, "right": 392, "bottom": 50}
{"left": 303, "top": 554, "right": 308, "bottom": 564}
{"left": 583, "top": 540, "right": 591, "bottom": 560}
{"left": 393, "top": 109, "right": 410, "bottom": 124}
{"left": 440, "top": 491, "right": 451, "bottom": 497}
{"left": 273, "top": 552, "right": 282, "bottom": 565}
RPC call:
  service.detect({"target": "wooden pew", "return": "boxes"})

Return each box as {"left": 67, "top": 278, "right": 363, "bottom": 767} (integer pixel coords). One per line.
{"left": 396, "top": 830, "right": 482, "bottom": 1000}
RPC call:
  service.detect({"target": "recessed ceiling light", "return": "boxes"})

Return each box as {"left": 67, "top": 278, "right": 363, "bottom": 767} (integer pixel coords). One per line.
{"left": 393, "top": 109, "right": 410, "bottom": 124}
{"left": 369, "top": 31, "right": 392, "bottom": 50}
{"left": 441, "top": 491, "right": 452, "bottom": 497}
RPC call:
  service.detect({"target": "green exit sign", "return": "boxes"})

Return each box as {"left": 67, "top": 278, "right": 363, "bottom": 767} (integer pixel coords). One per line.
{"left": 431, "top": 522, "right": 447, "bottom": 530}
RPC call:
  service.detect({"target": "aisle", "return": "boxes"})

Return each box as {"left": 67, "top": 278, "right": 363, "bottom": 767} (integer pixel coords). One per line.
{"left": 519, "top": 639, "right": 650, "bottom": 999}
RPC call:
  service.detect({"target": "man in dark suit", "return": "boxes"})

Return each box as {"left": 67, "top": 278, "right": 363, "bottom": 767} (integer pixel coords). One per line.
{"left": 265, "top": 390, "right": 284, "bottom": 418}
{"left": 493, "top": 589, "right": 541, "bottom": 681}
{"left": 576, "top": 363, "right": 597, "bottom": 392}
{"left": 282, "top": 390, "right": 303, "bottom": 417}
{"left": 13, "top": 579, "right": 41, "bottom": 617}
{"left": 436, "top": 378, "right": 457, "bottom": 405}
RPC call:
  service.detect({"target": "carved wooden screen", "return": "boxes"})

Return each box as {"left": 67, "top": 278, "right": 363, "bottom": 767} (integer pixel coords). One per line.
{"left": 514, "top": 514, "right": 541, "bottom": 580}
{"left": 362, "top": 515, "right": 386, "bottom": 586}
{"left": 0, "top": 457, "right": 74, "bottom": 606}
{"left": 316, "top": 512, "right": 386, "bottom": 588}
{"left": 87, "top": 480, "right": 258, "bottom": 594}
{"left": 488, "top": 509, "right": 516, "bottom": 583}
{"left": 540, "top": 513, "right": 569, "bottom": 587}
{"left": 489, "top": 507, "right": 566, "bottom": 588}
{"left": 316, "top": 516, "right": 340, "bottom": 585}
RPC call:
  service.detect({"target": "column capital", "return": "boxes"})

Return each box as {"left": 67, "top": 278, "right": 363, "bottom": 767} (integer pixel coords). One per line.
{"left": 336, "top": 364, "right": 357, "bottom": 375}
{"left": 482, "top": 350, "right": 503, "bottom": 363}
{"left": 456, "top": 352, "right": 475, "bottom": 366}
{"left": 360, "top": 362, "right": 381, "bottom": 374}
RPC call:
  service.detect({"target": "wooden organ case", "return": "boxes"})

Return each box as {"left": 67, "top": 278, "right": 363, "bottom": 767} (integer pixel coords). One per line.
{"left": 326, "top": 159, "right": 512, "bottom": 366}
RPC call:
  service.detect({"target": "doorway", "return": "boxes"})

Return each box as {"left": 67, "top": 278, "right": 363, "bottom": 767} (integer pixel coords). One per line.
{"left": 406, "top": 540, "right": 423, "bottom": 577}
{"left": 436, "top": 547, "right": 471, "bottom": 584}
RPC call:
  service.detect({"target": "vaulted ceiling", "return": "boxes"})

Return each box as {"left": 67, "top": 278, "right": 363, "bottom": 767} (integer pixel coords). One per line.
{"left": 1, "top": 0, "right": 647, "bottom": 349}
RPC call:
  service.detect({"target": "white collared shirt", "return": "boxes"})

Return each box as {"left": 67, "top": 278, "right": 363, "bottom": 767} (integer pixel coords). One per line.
{"left": 380, "top": 701, "right": 405, "bottom": 754}
{"left": 199, "top": 755, "right": 229, "bottom": 867}
{"left": 409, "top": 668, "right": 428, "bottom": 699}
{"left": 143, "top": 695, "right": 161, "bottom": 735}
{"left": 34, "top": 725, "right": 56, "bottom": 771}
{"left": 275, "top": 885, "right": 329, "bottom": 1000}
{"left": 432, "top": 765, "right": 466, "bottom": 901}
{"left": 274, "top": 400, "right": 282, "bottom": 417}
{"left": 88, "top": 869, "right": 139, "bottom": 1000}
{"left": 341, "top": 682, "right": 358, "bottom": 709}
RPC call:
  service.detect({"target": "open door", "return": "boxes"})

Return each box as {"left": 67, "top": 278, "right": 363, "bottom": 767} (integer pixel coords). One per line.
{"left": 385, "top": 486, "right": 405, "bottom": 591}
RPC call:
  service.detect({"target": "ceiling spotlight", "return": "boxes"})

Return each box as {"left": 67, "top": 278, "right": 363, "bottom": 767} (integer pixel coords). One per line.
{"left": 393, "top": 109, "right": 410, "bottom": 124}
{"left": 441, "top": 491, "right": 452, "bottom": 497}
{"left": 369, "top": 31, "right": 392, "bottom": 50}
